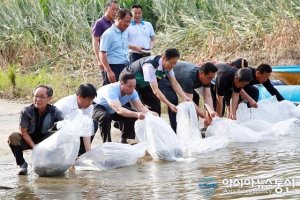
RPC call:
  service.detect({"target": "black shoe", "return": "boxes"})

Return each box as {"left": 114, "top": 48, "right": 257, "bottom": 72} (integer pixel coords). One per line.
{"left": 113, "top": 121, "right": 119, "bottom": 129}
{"left": 120, "top": 138, "right": 127, "bottom": 144}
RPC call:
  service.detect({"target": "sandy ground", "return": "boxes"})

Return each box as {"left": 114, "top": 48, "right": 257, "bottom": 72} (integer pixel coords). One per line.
{"left": 0, "top": 99, "right": 128, "bottom": 188}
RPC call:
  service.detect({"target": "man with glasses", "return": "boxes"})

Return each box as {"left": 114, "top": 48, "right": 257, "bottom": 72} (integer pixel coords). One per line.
{"left": 174, "top": 62, "right": 218, "bottom": 124}
{"left": 100, "top": 8, "right": 132, "bottom": 85}
{"left": 92, "top": 0, "right": 120, "bottom": 83}
{"left": 121, "top": 48, "right": 191, "bottom": 132}
{"left": 7, "top": 85, "right": 63, "bottom": 175}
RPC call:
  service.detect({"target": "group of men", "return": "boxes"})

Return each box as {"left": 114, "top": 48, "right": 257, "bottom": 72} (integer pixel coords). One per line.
{"left": 8, "top": 0, "right": 284, "bottom": 175}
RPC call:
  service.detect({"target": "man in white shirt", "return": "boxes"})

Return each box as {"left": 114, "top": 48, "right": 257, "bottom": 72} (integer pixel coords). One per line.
{"left": 127, "top": 4, "right": 155, "bottom": 63}
{"left": 93, "top": 72, "right": 156, "bottom": 144}
{"left": 54, "top": 83, "right": 97, "bottom": 155}
{"left": 122, "top": 48, "right": 191, "bottom": 132}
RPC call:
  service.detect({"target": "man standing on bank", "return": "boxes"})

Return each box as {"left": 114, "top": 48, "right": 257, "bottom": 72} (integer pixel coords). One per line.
{"left": 92, "top": 0, "right": 120, "bottom": 84}
{"left": 127, "top": 4, "right": 155, "bottom": 63}
{"left": 100, "top": 8, "right": 132, "bottom": 85}
{"left": 122, "top": 48, "right": 191, "bottom": 131}
{"left": 8, "top": 85, "right": 63, "bottom": 175}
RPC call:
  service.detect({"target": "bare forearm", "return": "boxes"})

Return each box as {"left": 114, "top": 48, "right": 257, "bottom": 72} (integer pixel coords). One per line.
{"left": 170, "top": 80, "right": 186, "bottom": 100}
{"left": 240, "top": 89, "right": 253, "bottom": 103}
{"left": 231, "top": 93, "right": 240, "bottom": 116}
{"left": 203, "top": 91, "right": 215, "bottom": 114}
{"left": 100, "top": 52, "right": 111, "bottom": 72}
{"left": 92, "top": 37, "right": 100, "bottom": 63}
{"left": 129, "top": 45, "right": 142, "bottom": 52}
{"left": 83, "top": 136, "right": 91, "bottom": 152}
{"left": 150, "top": 39, "right": 155, "bottom": 49}
{"left": 153, "top": 88, "right": 172, "bottom": 107}
{"left": 21, "top": 133, "right": 35, "bottom": 148}
{"left": 116, "top": 107, "right": 139, "bottom": 118}
{"left": 216, "top": 99, "right": 223, "bottom": 117}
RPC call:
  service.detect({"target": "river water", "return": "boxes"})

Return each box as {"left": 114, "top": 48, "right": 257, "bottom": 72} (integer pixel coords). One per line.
{"left": 1, "top": 128, "right": 300, "bottom": 200}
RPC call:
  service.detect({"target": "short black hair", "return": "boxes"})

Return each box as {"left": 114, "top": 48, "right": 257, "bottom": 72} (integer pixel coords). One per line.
{"left": 200, "top": 62, "right": 218, "bottom": 74}
{"left": 131, "top": 4, "right": 142, "bottom": 10}
{"left": 235, "top": 68, "right": 253, "bottom": 82}
{"left": 105, "top": 0, "right": 118, "bottom": 9}
{"left": 120, "top": 72, "right": 136, "bottom": 84}
{"left": 232, "top": 58, "right": 248, "bottom": 69}
{"left": 256, "top": 64, "right": 272, "bottom": 73}
{"left": 76, "top": 83, "right": 97, "bottom": 98}
{"left": 116, "top": 8, "right": 132, "bottom": 19}
{"left": 164, "top": 48, "right": 180, "bottom": 60}
{"left": 34, "top": 85, "right": 53, "bottom": 97}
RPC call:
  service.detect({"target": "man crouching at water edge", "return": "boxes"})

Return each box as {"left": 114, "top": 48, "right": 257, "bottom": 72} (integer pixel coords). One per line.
{"left": 214, "top": 65, "right": 253, "bottom": 120}
{"left": 54, "top": 83, "right": 98, "bottom": 156}
{"left": 92, "top": 72, "right": 157, "bottom": 144}
{"left": 174, "top": 61, "right": 219, "bottom": 126}
{"left": 8, "top": 85, "right": 63, "bottom": 175}
{"left": 122, "top": 48, "right": 191, "bottom": 132}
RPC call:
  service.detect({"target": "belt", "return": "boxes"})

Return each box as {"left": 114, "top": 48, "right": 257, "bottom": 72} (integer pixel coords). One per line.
{"left": 130, "top": 52, "right": 151, "bottom": 57}
{"left": 109, "top": 64, "right": 128, "bottom": 68}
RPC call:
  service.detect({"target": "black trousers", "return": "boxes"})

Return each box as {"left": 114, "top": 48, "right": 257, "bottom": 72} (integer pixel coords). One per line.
{"left": 211, "top": 83, "right": 228, "bottom": 116}
{"left": 8, "top": 132, "right": 52, "bottom": 165}
{"left": 136, "top": 78, "right": 178, "bottom": 132}
{"left": 102, "top": 64, "right": 127, "bottom": 86}
{"left": 129, "top": 52, "right": 151, "bottom": 64}
{"left": 92, "top": 105, "right": 137, "bottom": 143}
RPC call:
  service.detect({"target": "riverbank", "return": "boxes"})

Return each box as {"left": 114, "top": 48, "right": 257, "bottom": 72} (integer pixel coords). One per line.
{"left": 0, "top": 99, "right": 123, "bottom": 191}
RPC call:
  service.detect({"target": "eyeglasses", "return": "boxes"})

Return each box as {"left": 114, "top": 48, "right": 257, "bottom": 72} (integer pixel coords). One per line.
{"left": 34, "top": 95, "right": 48, "bottom": 99}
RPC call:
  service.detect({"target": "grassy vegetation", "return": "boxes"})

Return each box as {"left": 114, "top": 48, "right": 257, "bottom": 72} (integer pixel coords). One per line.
{"left": 0, "top": 0, "right": 299, "bottom": 101}
{"left": 153, "top": 0, "right": 300, "bottom": 65}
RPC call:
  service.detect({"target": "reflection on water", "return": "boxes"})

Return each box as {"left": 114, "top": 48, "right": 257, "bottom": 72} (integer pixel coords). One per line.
{"left": 2, "top": 129, "right": 300, "bottom": 199}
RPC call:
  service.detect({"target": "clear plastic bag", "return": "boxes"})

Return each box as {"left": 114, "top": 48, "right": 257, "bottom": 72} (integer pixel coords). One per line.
{"left": 135, "top": 114, "right": 182, "bottom": 161}
{"left": 74, "top": 142, "right": 146, "bottom": 171}
{"left": 237, "top": 97, "right": 299, "bottom": 123}
{"left": 176, "top": 102, "right": 202, "bottom": 153}
{"left": 32, "top": 110, "right": 94, "bottom": 176}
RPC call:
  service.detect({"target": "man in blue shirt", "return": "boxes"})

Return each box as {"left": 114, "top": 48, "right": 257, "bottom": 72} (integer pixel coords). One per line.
{"left": 93, "top": 72, "right": 156, "bottom": 143}
{"left": 92, "top": 0, "right": 119, "bottom": 84}
{"left": 100, "top": 8, "right": 132, "bottom": 85}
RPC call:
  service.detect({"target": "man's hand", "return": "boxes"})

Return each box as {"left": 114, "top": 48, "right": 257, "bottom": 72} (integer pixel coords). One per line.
{"left": 168, "top": 103, "right": 178, "bottom": 112}
{"left": 210, "top": 111, "right": 219, "bottom": 118}
{"left": 137, "top": 112, "right": 146, "bottom": 120}
{"left": 135, "top": 46, "right": 143, "bottom": 53}
{"left": 229, "top": 113, "right": 237, "bottom": 120}
{"left": 107, "top": 70, "right": 116, "bottom": 83}
{"left": 249, "top": 100, "right": 258, "bottom": 108}
{"left": 203, "top": 116, "right": 212, "bottom": 127}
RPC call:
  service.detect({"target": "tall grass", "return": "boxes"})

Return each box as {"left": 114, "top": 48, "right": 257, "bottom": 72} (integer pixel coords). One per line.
{"left": 0, "top": 0, "right": 157, "bottom": 99}
{"left": 152, "top": 0, "right": 300, "bottom": 64}
{"left": 0, "top": 0, "right": 299, "bottom": 100}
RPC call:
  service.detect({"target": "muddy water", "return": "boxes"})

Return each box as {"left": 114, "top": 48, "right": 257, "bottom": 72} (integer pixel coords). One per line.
{"left": 1, "top": 129, "right": 300, "bottom": 200}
